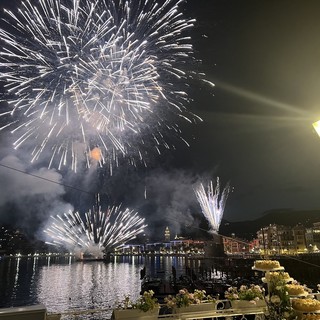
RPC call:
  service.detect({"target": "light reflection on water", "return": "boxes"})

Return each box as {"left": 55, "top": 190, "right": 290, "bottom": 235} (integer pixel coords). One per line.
{"left": 11, "top": 257, "right": 21, "bottom": 302}
{"left": 37, "top": 258, "right": 142, "bottom": 317}
{"left": 0, "top": 256, "right": 144, "bottom": 317}
{"left": 0, "top": 255, "right": 188, "bottom": 318}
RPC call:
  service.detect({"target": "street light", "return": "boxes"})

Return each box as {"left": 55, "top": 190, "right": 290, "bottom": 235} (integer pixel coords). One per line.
{"left": 312, "top": 120, "right": 320, "bottom": 137}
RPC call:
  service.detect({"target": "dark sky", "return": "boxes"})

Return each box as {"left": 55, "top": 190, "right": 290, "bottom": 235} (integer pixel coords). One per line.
{"left": 1, "top": 0, "right": 320, "bottom": 237}
{"left": 181, "top": 0, "right": 320, "bottom": 220}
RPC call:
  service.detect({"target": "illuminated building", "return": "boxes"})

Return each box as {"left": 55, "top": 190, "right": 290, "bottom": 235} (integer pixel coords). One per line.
{"left": 305, "top": 222, "right": 320, "bottom": 252}
{"left": 256, "top": 223, "right": 313, "bottom": 254}
{"left": 257, "top": 224, "right": 294, "bottom": 254}
{"left": 292, "top": 224, "right": 307, "bottom": 253}
{"left": 164, "top": 226, "right": 170, "bottom": 242}
{"left": 222, "top": 235, "right": 250, "bottom": 254}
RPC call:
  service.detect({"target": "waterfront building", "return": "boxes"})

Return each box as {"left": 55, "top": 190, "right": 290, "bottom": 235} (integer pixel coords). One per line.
{"left": 276, "top": 225, "right": 295, "bottom": 254}
{"left": 256, "top": 223, "right": 312, "bottom": 254}
{"left": 292, "top": 224, "right": 307, "bottom": 253}
{"left": 305, "top": 222, "right": 320, "bottom": 252}
{"left": 222, "top": 235, "right": 250, "bottom": 254}
{"left": 257, "top": 225, "right": 275, "bottom": 254}
{"left": 249, "top": 238, "right": 260, "bottom": 253}
{"left": 257, "top": 224, "right": 294, "bottom": 254}
{"left": 3, "top": 220, "right": 320, "bottom": 257}
{"left": 115, "top": 239, "right": 206, "bottom": 255}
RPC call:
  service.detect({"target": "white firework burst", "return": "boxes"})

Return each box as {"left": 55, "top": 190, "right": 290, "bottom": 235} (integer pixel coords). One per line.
{"left": 44, "top": 204, "right": 147, "bottom": 256}
{"left": 195, "top": 177, "right": 230, "bottom": 234}
{"left": 0, "top": 0, "right": 204, "bottom": 172}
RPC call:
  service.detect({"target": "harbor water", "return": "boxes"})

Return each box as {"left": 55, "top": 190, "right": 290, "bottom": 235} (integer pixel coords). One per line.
{"left": 0, "top": 255, "right": 189, "bottom": 319}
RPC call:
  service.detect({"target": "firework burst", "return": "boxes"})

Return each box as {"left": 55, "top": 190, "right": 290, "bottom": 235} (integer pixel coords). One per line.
{"left": 194, "top": 177, "right": 230, "bottom": 234}
{"left": 0, "top": 0, "right": 205, "bottom": 172}
{"left": 44, "top": 204, "right": 147, "bottom": 257}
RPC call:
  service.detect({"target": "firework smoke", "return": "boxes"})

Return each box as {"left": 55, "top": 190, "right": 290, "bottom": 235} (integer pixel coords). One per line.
{"left": 194, "top": 177, "right": 230, "bottom": 234}
{"left": 0, "top": 0, "right": 205, "bottom": 172}
{"left": 44, "top": 203, "right": 147, "bottom": 257}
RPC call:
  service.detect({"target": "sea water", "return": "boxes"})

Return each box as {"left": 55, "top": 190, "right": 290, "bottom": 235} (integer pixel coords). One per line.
{"left": 0, "top": 255, "right": 187, "bottom": 319}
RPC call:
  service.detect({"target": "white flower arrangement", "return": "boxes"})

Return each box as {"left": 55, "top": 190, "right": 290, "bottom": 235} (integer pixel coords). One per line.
{"left": 224, "top": 284, "right": 265, "bottom": 304}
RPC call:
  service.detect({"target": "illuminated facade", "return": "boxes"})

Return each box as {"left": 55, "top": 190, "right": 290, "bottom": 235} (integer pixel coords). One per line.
{"left": 255, "top": 223, "right": 320, "bottom": 254}
{"left": 164, "top": 226, "right": 170, "bottom": 242}
{"left": 305, "top": 222, "right": 320, "bottom": 252}
{"left": 222, "top": 235, "right": 250, "bottom": 254}
{"left": 116, "top": 239, "right": 205, "bottom": 255}
{"left": 292, "top": 224, "right": 307, "bottom": 252}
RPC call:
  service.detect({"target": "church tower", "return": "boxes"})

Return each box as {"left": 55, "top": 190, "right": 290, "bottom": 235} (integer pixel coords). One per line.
{"left": 164, "top": 226, "right": 170, "bottom": 242}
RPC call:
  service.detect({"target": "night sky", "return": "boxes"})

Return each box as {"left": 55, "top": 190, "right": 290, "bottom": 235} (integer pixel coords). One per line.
{"left": 181, "top": 0, "right": 320, "bottom": 220}
{"left": 1, "top": 0, "right": 320, "bottom": 238}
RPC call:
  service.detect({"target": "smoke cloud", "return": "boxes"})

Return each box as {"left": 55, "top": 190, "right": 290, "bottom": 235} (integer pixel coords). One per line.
{"left": 143, "top": 168, "right": 202, "bottom": 237}
{"left": 0, "top": 155, "right": 73, "bottom": 234}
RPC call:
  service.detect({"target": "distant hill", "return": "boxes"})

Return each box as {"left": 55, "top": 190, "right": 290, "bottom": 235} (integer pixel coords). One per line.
{"left": 219, "top": 209, "right": 320, "bottom": 240}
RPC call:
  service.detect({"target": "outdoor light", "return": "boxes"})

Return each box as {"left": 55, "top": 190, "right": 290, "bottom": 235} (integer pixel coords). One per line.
{"left": 312, "top": 120, "right": 320, "bottom": 137}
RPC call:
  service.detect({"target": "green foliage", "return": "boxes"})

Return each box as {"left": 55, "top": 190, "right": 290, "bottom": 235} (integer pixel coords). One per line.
{"left": 116, "top": 290, "right": 158, "bottom": 313}
{"left": 165, "top": 288, "right": 215, "bottom": 309}
{"left": 225, "top": 284, "right": 265, "bottom": 302}
{"left": 133, "top": 290, "right": 159, "bottom": 312}
{"left": 266, "top": 272, "right": 295, "bottom": 320}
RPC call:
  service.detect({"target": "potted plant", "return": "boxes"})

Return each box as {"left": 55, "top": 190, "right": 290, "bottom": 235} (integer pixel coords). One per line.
{"left": 225, "top": 284, "right": 266, "bottom": 309}
{"left": 165, "top": 288, "right": 216, "bottom": 314}
{"left": 112, "top": 290, "right": 159, "bottom": 320}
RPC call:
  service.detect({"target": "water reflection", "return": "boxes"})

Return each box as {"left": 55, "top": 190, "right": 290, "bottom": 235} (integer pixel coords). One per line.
{"left": 1, "top": 255, "right": 189, "bottom": 314}
{"left": 11, "top": 257, "right": 21, "bottom": 302}
{"left": 36, "top": 259, "right": 142, "bottom": 315}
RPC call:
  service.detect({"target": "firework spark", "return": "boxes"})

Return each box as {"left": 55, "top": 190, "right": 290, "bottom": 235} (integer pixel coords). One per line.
{"left": 194, "top": 177, "right": 230, "bottom": 234}
{"left": 0, "top": 0, "right": 205, "bottom": 172}
{"left": 44, "top": 204, "right": 147, "bottom": 257}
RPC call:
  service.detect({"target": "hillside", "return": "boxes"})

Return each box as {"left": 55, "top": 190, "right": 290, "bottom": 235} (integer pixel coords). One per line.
{"left": 219, "top": 209, "right": 320, "bottom": 240}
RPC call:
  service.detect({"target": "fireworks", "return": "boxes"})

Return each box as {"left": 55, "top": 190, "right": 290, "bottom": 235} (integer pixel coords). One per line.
{"left": 0, "top": 0, "right": 204, "bottom": 172}
{"left": 44, "top": 204, "right": 147, "bottom": 257}
{"left": 194, "top": 177, "right": 230, "bottom": 234}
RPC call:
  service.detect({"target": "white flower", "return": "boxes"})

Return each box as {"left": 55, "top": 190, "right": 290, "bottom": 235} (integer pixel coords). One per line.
{"left": 253, "top": 285, "right": 262, "bottom": 292}
{"left": 270, "top": 295, "right": 281, "bottom": 304}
